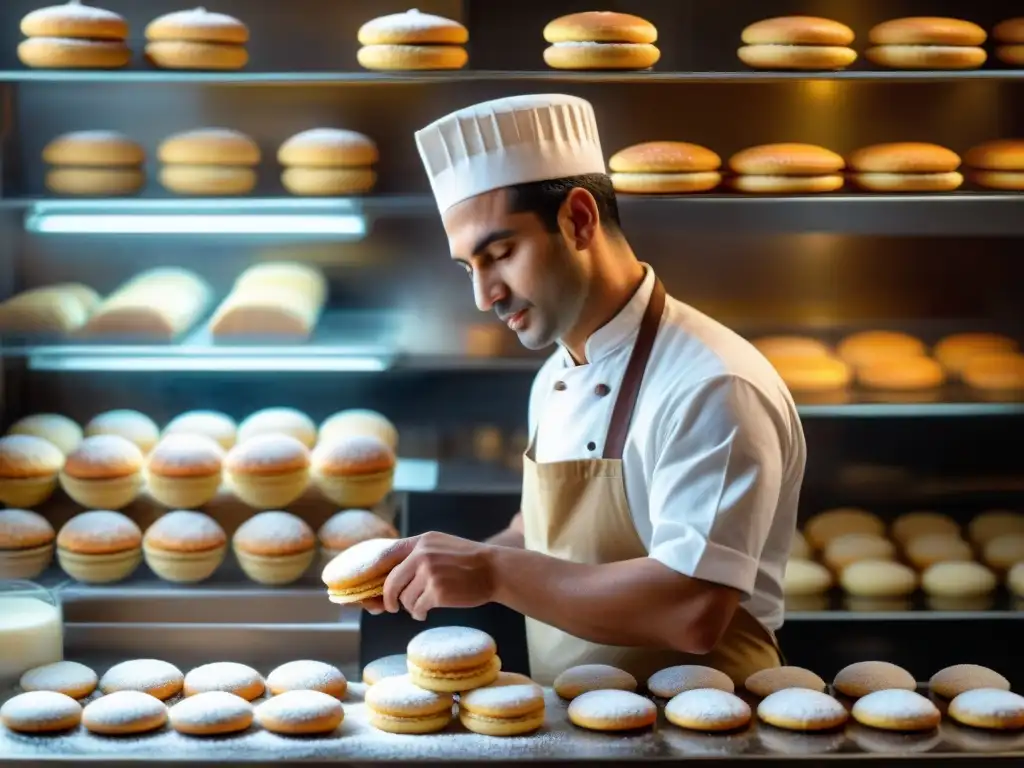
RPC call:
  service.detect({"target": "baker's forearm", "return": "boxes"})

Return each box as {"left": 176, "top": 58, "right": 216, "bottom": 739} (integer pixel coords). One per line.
{"left": 484, "top": 511, "right": 524, "bottom": 548}
{"left": 487, "top": 546, "right": 737, "bottom": 654}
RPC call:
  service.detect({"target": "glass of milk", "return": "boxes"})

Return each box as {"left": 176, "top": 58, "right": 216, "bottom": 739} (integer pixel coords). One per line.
{"left": 0, "top": 580, "right": 63, "bottom": 690}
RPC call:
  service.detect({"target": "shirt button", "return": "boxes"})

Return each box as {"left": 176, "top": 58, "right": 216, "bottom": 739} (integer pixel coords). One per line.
{"left": 554, "top": 381, "right": 567, "bottom": 391}
{"left": 594, "top": 384, "right": 610, "bottom": 397}
{"left": 587, "top": 441, "right": 596, "bottom": 451}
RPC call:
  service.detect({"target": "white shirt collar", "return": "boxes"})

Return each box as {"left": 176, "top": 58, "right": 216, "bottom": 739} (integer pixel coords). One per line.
{"left": 557, "top": 264, "right": 656, "bottom": 367}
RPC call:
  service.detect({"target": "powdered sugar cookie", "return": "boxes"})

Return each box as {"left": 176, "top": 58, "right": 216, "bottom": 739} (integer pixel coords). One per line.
{"left": 0, "top": 691, "right": 82, "bottom": 733}
{"left": 647, "top": 665, "right": 734, "bottom": 698}
{"left": 833, "top": 661, "right": 916, "bottom": 699}
{"left": 20, "top": 660, "right": 97, "bottom": 699}
{"left": 99, "top": 658, "right": 183, "bottom": 700}
{"left": 930, "top": 664, "right": 1010, "bottom": 699}
{"left": 255, "top": 690, "right": 343, "bottom": 735}
{"left": 169, "top": 691, "right": 254, "bottom": 735}
{"left": 459, "top": 681, "right": 546, "bottom": 736}
{"left": 553, "top": 663, "right": 636, "bottom": 699}
{"left": 364, "top": 674, "right": 454, "bottom": 734}
{"left": 82, "top": 690, "right": 167, "bottom": 735}
{"left": 407, "top": 626, "right": 499, "bottom": 692}
{"left": 852, "top": 689, "right": 940, "bottom": 731}
{"left": 948, "top": 688, "right": 1024, "bottom": 730}
{"left": 665, "top": 688, "right": 751, "bottom": 731}
{"left": 744, "top": 666, "right": 826, "bottom": 698}
{"left": 266, "top": 660, "right": 346, "bottom": 699}
{"left": 757, "top": 688, "right": 848, "bottom": 731}
{"left": 567, "top": 690, "right": 657, "bottom": 732}
{"left": 362, "top": 654, "right": 408, "bottom": 685}
{"left": 184, "top": 662, "right": 264, "bottom": 701}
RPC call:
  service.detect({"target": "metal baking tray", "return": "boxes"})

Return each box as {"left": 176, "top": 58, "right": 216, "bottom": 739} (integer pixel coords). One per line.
{"left": 2, "top": 624, "right": 1023, "bottom": 765}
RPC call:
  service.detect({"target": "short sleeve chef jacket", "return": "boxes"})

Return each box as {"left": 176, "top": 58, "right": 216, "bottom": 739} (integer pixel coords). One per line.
{"left": 527, "top": 266, "right": 806, "bottom": 632}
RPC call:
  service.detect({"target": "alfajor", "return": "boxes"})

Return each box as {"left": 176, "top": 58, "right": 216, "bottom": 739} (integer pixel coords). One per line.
{"left": 318, "top": 509, "right": 398, "bottom": 569}
{"left": 739, "top": 16, "right": 856, "bottom": 70}
{"left": 609, "top": 142, "right": 721, "bottom": 194}
{"left": 543, "top": 11, "right": 659, "bottom": 70}
{"left": 162, "top": 410, "right": 237, "bottom": 451}
{"left": 994, "top": 18, "right": 1024, "bottom": 67}
{"left": 357, "top": 9, "right": 468, "bottom": 71}
{"left": 158, "top": 128, "right": 260, "bottom": 196}
{"left": 459, "top": 681, "right": 545, "bottom": 736}
{"left": 0, "top": 508, "right": 56, "bottom": 580}
{"left": 311, "top": 434, "right": 396, "bottom": 508}
{"left": 224, "top": 433, "right": 310, "bottom": 508}
{"left": 18, "top": 1, "right": 130, "bottom": 69}
{"left": 407, "top": 626, "right": 500, "bottom": 692}
{"left": 728, "top": 143, "right": 845, "bottom": 194}
{"left": 57, "top": 510, "right": 143, "bottom": 584}
{"left": 279, "top": 129, "right": 379, "bottom": 196}
{"left": 847, "top": 143, "right": 963, "bottom": 193}
{"left": 965, "top": 140, "right": 1024, "bottom": 192}
{"left": 145, "top": 7, "right": 249, "bottom": 70}
{"left": 232, "top": 510, "right": 316, "bottom": 585}
{"left": 8, "top": 413, "right": 82, "bottom": 456}
{"left": 365, "top": 674, "right": 454, "bottom": 734}
{"left": 43, "top": 130, "right": 145, "bottom": 196}
{"left": 323, "top": 537, "right": 407, "bottom": 603}
{"left": 143, "top": 510, "right": 227, "bottom": 583}
{"left": 145, "top": 434, "right": 224, "bottom": 508}
{"left": 59, "top": 434, "right": 144, "bottom": 509}
{"left": 84, "top": 409, "right": 159, "bottom": 454}
{"left": 866, "top": 17, "right": 987, "bottom": 70}
{"left": 0, "top": 435, "right": 64, "bottom": 507}
{"left": 319, "top": 409, "right": 398, "bottom": 453}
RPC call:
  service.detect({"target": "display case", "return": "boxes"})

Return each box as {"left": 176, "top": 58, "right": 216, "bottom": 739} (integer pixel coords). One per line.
{"left": 1, "top": 0, "right": 1023, "bottom": 763}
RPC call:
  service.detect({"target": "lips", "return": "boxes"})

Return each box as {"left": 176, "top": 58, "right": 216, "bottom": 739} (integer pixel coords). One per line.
{"left": 505, "top": 309, "right": 528, "bottom": 331}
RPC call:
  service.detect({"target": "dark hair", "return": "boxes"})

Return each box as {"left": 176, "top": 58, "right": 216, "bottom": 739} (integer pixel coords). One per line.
{"left": 506, "top": 173, "right": 622, "bottom": 235}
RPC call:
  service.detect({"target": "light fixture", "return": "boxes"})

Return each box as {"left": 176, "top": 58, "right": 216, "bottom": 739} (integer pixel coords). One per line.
{"left": 27, "top": 353, "right": 389, "bottom": 373}
{"left": 26, "top": 212, "right": 366, "bottom": 237}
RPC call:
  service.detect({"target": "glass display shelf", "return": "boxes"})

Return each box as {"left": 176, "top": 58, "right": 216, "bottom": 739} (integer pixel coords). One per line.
{"left": 17, "top": 193, "right": 1024, "bottom": 237}
{"left": 785, "top": 590, "right": 1023, "bottom": 621}
{"left": 3, "top": 68, "right": 1024, "bottom": 84}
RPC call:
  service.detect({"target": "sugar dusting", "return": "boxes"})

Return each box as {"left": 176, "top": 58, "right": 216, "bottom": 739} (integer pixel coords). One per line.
{"left": 319, "top": 510, "right": 396, "bottom": 548}
{"left": 82, "top": 691, "right": 166, "bottom": 727}
{"left": 568, "top": 690, "right": 656, "bottom": 721}
{"left": 363, "top": 9, "right": 464, "bottom": 36}
{"left": 265, "top": 661, "right": 345, "bottom": 694}
{"left": 314, "top": 434, "right": 393, "bottom": 468}
{"left": 321, "top": 538, "right": 403, "bottom": 583}
{"left": 184, "top": 663, "right": 262, "bottom": 696}
{"left": 59, "top": 512, "right": 141, "bottom": 547}
{"left": 407, "top": 627, "right": 496, "bottom": 663}
{"left": 233, "top": 512, "right": 313, "bottom": 550}
{"left": 225, "top": 434, "right": 309, "bottom": 471}
{"left": 153, "top": 8, "right": 244, "bottom": 29}
{"left": 554, "top": 664, "right": 635, "bottom": 695}
{"left": 951, "top": 688, "right": 1024, "bottom": 719}
{"left": 23, "top": 1, "right": 124, "bottom": 24}
{"left": 66, "top": 435, "right": 143, "bottom": 473}
{"left": 648, "top": 665, "right": 734, "bottom": 697}
{"left": 852, "top": 690, "right": 938, "bottom": 719}
{"left": 757, "top": 688, "right": 846, "bottom": 725}
{"left": 256, "top": 690, "right": 341, "bottom": 725}
{"left": 364, "top": 675, "right": 452, "bottom": 713}
{"left": 666, "top": 689, "right": 751, "bottom": 724}
{"left": 930, "top": 664, "right": 1010, "bottom": 696}
{"left": 461, "top": 683, "right": 543, "bottom": 711}
{"left": 169, "top": 691, "right": 252, "bottom": 728}
{"left": 834, "top": 661, "right": 915, "bottom": 695}
{"left": 1, "top": 691, "right": 81, "bottom": 724}
{"left": 361, "top": 654, "right": 408, "bottom": 684}
{"left": 20, "top": 662, "right": 96, "bottom": 695}
{"left": 99, "top": 660, "right": 182, "bottom": 695}
{"left": 146, "top": 511, "right": 225, "bottom": 547}
{"left": 0, "top": 509, "right": 54, "bottom": 547}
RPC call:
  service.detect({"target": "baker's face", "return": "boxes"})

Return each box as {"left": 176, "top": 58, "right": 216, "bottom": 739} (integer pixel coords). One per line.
{"left": 443, "top": 188, "right": 587, "bottom": 350}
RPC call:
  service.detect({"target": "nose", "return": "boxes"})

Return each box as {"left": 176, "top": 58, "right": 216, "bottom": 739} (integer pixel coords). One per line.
{"left": 472, "top": 270, "right": 507, "bottom": 313}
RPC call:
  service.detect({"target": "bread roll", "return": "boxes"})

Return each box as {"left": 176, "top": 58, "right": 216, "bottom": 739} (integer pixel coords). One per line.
{"left": 934, "top": 333, "right": 1019, "bottom": 376}
{"left": 79, "top": 268, "right": 212, "bottom": 340}
{"left": 961, "top": 353, "right": 1024, "bottom": 392}
{"left": 210, "top": 263, "right": 327, "bottom": 340}
{"left": 0, "top": 284, "right": 100, "bottom": 335}
{"left": 836, "top": 330, "right": 925, "bottom": 367}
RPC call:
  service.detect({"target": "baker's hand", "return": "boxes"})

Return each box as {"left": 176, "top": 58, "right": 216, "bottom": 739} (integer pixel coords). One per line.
{"left": 369, "top": 532, "right": 496, "bottom": 621}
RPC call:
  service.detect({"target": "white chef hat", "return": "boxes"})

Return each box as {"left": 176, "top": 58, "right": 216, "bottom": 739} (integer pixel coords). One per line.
{"left": 414, "top": 94, "right": 606, "bottom": 214}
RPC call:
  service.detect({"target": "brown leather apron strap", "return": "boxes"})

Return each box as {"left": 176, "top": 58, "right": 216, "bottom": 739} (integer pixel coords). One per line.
{"left": 603, "top": 278, "right": 666, "bottom": 460}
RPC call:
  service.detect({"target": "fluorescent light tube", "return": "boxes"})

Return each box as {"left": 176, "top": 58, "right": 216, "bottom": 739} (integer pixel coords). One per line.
{"left": 26, "top": 213, "right": 367, "bottom": 237}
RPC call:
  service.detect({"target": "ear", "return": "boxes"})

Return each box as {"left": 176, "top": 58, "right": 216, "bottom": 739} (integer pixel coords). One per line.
{"left": 559, "top": 187, "right": 600, "bottom": 250}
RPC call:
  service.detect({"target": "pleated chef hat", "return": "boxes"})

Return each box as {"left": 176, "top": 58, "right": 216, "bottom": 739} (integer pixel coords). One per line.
{"left": 414, "top": 94, "right": 606, "bottom": 214}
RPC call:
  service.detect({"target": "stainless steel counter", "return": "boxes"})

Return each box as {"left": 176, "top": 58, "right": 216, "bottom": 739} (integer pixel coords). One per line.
{"left": 2, "top": 624, "right": 1023, "bottom": 765}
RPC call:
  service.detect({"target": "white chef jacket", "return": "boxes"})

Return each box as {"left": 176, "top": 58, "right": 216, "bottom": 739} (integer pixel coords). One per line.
{"left": 527, "top": 265, "right": 805, "bottom": 631}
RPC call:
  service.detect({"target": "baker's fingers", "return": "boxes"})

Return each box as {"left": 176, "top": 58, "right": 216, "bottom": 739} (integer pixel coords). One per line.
{"left": 399, "top": 571, "right": 429, "bottom": 620}
{"left": 359, "top": 597, "right": 385, "bottom": 615}
{"left": 410, "top": 585, "right": 437, "bottom": 622}
{"left": 382, "top": 545, "right": 420, "bottom": 613}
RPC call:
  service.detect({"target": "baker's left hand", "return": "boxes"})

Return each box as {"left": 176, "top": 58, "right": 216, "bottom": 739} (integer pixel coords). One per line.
{"left": 375, "top": 532, "right": 497, "bottom": 621}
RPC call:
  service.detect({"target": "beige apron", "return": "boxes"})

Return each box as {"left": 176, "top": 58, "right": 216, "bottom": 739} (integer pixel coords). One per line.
{"left": 521, "top": 278, "right": 783, "bottom": 688}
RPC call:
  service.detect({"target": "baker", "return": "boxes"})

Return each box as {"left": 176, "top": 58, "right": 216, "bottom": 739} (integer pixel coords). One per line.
{"left": 361, "top": 94, "right": 806, "bottom": 686}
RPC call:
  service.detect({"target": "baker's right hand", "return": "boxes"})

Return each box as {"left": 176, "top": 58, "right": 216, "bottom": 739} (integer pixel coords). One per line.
{"left": 359, "top": 597, "right": 385, "bottom": 615}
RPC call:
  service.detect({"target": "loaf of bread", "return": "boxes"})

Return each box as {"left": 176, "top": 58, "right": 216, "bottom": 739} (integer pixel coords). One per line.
{"left": 78, "top": 268, "right": 212, "bottom": 341}
{"left": 0, "top": 283, "right": 102, "bottom": 335}
{"left": 209, "top": 263, "right": 327, "bottom": 341}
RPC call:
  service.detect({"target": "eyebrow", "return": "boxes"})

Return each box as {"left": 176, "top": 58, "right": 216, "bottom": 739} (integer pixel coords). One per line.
{"left": 453, "top": 228, "right": 516, "bottom": 264}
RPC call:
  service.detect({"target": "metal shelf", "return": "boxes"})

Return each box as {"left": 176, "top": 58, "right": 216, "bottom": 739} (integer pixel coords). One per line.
{"left": 3, "top": 68, "right": 1024, "bottom": 84}
{"left": 19, "top": 194, "right": 1024, "bottom": 237}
